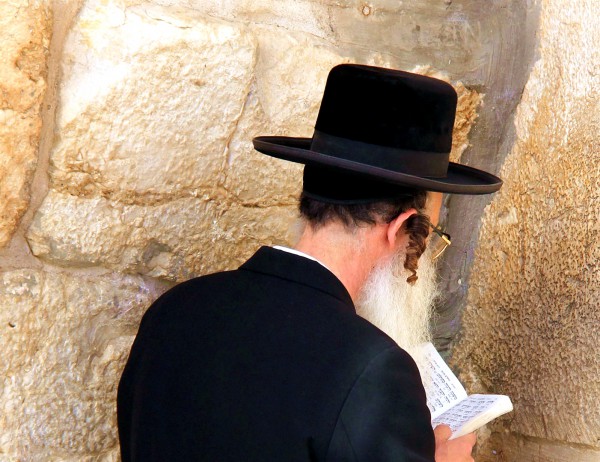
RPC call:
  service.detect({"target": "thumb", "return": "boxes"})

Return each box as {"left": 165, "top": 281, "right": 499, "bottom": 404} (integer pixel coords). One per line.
{"left": 434, "top": 424, "right": 453, "bottom": 444}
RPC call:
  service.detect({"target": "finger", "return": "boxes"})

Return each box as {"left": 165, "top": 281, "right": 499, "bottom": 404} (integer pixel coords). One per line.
{"left": 433, "top": 424, "right": 453, "bottom": 442}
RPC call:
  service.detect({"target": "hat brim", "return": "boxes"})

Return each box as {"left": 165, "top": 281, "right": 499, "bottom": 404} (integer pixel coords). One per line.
{"left": 253, "top": 136, "right": 502, "bottom": 195}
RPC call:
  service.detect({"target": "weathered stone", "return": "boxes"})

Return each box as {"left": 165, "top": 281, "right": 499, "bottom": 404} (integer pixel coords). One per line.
{"left": 0, "top": 269, "right": 166, "bottom": 460}
{"left": 223, "top": 28, "right": 346, "bottom": 205}
{"left": 221, "top": 78, "right": 305, "bottom": 206}
{"left": 0, "top": 1, "right": 51, "bottom": 248}
{"left": 476, "top": 432, "right": 600, "bottom": 462}
{"left": 418, "top": 0, "right": 541, "bottom": 351}
{"left": 155, "top": 0, "right": 333, "bottom": 41}
{"left": 51, "top": 2, "right": 256, "bottom": 205}
{"left": 329, "top": 0, "right": 492, "bottom": 76}
{"left": 27, "top": 191, "right": 298, "bottom": 280}
{"left": 253, "top": 28, "right": 345, "bottom": 131}
{"left": 175, "top": 0, "right": 503, "bottom": 85}
{"left": 454, "top": 0, "right": 600, "bottom": 451}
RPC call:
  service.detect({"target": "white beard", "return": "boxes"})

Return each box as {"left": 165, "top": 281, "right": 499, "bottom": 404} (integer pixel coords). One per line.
{"left": 355, "top": 248, "right": 439, "bottom": 364}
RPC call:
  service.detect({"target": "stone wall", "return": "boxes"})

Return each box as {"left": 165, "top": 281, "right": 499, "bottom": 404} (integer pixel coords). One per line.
{"left": 0, "top": 0, "right": 597, "bottom": 460}
{"left": 0, "top": 2, "right": 50, "bottom": 249}
{"left": 452, "top": 0, "right": 600, "bottom": 460}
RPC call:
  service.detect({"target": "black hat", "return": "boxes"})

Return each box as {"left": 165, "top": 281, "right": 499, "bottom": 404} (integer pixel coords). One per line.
{"left": 253, "top": 64, "right": 502, "bottom": 202}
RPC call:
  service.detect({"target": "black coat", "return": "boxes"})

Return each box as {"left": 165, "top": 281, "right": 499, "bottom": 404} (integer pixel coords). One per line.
{"left": 117, "top": 246, "right": 435, "bottom": 461}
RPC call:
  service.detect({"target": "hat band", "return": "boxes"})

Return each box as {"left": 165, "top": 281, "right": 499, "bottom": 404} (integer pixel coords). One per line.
{"left": 302, "top": 165, "right": 417, "bottom": 204}
{"left": 311, "top": 130, "right": 449, "bottom": 178}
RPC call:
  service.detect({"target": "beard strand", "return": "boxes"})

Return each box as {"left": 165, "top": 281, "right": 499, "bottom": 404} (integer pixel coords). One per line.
{"left": 355, "top": 247, "right": 439, "bottom": 363}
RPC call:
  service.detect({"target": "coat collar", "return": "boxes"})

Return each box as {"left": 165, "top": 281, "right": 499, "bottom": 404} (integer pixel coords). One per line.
{"left": 239, "top": 246, "right": 355, "bottom": 311}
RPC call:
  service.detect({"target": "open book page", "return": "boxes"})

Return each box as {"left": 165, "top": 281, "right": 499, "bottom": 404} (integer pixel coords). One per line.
{"left": 432, "top": 394, "right": 513, "bottom": 439}
{"left": 412, "top": 343, "right": 513, "bottom": 439}
{"left": 414, "top": 342, "right": 468, "bottom": 419}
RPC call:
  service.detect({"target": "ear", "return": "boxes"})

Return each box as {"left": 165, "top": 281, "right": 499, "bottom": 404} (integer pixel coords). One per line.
{"left": 385, "top": 208, "right": 417, "bottom": 249}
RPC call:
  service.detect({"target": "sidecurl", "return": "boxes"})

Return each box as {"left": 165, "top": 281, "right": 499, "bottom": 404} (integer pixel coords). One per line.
{"left": 402, "top": 212, "right": 430, "bottom": 285}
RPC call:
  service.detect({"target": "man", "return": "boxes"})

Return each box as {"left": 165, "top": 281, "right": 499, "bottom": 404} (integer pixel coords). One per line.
{"left": 117, "top": 64, "right": 502, "bottom": 461}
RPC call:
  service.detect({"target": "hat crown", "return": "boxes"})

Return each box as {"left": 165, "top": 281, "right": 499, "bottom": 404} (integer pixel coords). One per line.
{"left": 314, "top": 64, "right": 457, "bottom": 153}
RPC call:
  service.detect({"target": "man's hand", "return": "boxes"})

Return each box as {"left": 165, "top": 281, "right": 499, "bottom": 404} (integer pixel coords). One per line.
{"left": 434, "top": 425, "right": 476, "bottom": 462}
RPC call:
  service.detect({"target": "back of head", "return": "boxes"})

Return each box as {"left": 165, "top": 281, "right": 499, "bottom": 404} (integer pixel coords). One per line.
{"left": 299, "top": 170, "right": 429, "bottom": 285}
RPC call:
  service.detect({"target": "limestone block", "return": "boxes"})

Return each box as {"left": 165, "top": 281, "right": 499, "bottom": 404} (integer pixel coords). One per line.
{"left": 27, "top": 191, "right": 298, "bottom": 280}
{"left": 475, "top": 432, "right": 600, "bottom": 462}
{"left": 328, "top": 0, "right": 484, "bottom": 72}
{"left": 454, "top": 0, "right": 600, "bottom": 449}
{"left": 51, "top": 2, "right": 256, "bottom": 204}
{"left": 0, "top": 1, "right": 51, "bottom": 247}
{"left": 223, "top": 28, "right": 346, "bottom": 205}
{"left": 174, "top": 0, "right": 488, "bottom": 78}
{"left": 220, "top": 80, "right": 304, "bottom": 206}
{"left": 153, "top": 0, "right": 333, "bottom": 40}
{"left": 254, "top": 29, "right": 346, "bottom": 131}
{"left": 0, "top": 269, "right": 166, "bottom": 460}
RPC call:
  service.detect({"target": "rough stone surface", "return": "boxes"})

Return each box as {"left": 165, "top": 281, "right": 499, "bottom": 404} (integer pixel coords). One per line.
{"left": 152, "top": 0, "right": 333, "bottom": 41}
{"left": 432, "top": 0, "right": 542, "bottom": 349}
{"left": 51, "top": 2, "right": 257, "bottom": 204}
{"left": 221, "top": 27, "right": 344, "bottom": 206}
{"left": 454, "top": 0, "right": 600, "bottom": 455}
{"left": 27, "top": 191, "right": 298, "bottom": 280}
{"left": 477, "top": 433, "right": 600, "bottom": 462}
{"left": 0, "top": 269, "right": 167, "bottom": 461}
{"left": 28, "top": 2, "right": 331, "bottom": 282}
{"left": 0, "top": 1, "right": 51, "bottom": 248}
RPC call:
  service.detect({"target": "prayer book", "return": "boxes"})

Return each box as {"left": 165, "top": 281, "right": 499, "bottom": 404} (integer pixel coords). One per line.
{"left": 415, "top": 342, "right": 513, "bottom": 439}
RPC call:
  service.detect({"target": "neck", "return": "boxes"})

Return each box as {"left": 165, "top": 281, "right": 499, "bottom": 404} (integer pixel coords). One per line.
{"left": 295, "top": 222, "right": 388, "bottom": 301}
